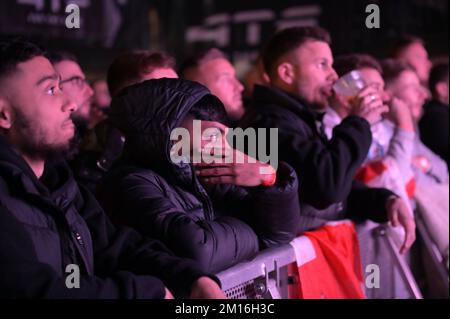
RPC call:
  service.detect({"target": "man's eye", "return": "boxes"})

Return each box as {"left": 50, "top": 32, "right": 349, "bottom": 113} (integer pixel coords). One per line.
{"left": 46, "top": 85, "right": 61, "bottom": 95}
{"left": 46, "top": 87, "right": 56, "bottom": 95}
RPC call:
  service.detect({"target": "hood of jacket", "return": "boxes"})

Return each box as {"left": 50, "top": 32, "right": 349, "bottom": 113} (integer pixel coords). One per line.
{"left": 108, "top": 78, "right": 225, "bottom": 179}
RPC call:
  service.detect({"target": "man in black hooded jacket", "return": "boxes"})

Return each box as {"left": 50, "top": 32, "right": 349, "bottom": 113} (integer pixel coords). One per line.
{"left": 0, "top": 39, "right": 223, "bottom": 298}
{"left": 97, "top": 78, "right": 301, "bottom": 273}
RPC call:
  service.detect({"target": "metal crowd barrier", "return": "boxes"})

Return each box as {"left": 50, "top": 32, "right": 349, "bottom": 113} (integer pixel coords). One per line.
{"left": 415, "top": 214, "right": 449, "bottom": 298}
{"left": 216, "top": 224, "right": 428, "bottom": 299}
{"left": 216, "top": 244, "right": 297, "bottom": 299}
{"left": 372, "top": 225, "right": 423, "bottom": 299}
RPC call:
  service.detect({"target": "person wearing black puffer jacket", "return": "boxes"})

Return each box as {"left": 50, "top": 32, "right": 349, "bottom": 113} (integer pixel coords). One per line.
{"left": 0, "top": 39, "right": 223, "bottom": 299}
{"left": 97, "top": 78, "right": 301, "bottom": 273}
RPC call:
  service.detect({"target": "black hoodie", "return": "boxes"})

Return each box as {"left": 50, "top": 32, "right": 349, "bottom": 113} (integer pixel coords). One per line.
{"left": 98, "top": 79, "right": 301, "bottom": 273}
{"left": 0, "top": 135, "right": 212, "bottom": 298}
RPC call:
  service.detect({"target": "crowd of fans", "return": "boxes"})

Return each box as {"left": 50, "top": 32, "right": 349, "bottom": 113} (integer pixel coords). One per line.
{"left": 0, "top": 25, "right": 448, "bottom": 298}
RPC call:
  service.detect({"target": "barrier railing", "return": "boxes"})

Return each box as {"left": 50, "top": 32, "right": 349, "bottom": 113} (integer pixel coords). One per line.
{"left": 216, "top": 244, "right": 297, "bottom": 299}
{"left": 415, "top": 214, "right": 449, "bottom": 298}
{"left": 373, "top": 225, "right": 423, "bottom": 299}
{"left": 216, "top": 224, "right": 427, "bottom": 299}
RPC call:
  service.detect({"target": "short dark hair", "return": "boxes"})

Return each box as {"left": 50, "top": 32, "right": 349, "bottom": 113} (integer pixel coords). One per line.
{"left": 107, "top": 50, "right": 176, "bottom": 96}
{"left": 381, "top": 58, "right": 415, "bottom": 85}
{"left": 389, "top": 34, "right": 425, "bottom": 58}
{"left": 0, "top": 38, "right": 45, "bottom": 82}
{"left": 187, "top": 95, "right": 228, "bottom": 123}
{"left": 428, "top": 62, "right": 449, "bottom": 94}
{"left": 262, "top": 26, "right": 331, "bottom": 78}
{"left": 179, "top": 48, "right": 227, "bottom": 78}
{"left": 46, "top": 51, "right": 78, "bottom": 65}
{"left": 333, "top": 53, "right": 382, "bottom": 77}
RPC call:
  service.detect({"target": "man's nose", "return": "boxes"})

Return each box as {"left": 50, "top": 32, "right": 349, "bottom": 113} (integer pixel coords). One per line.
{"left": 329, "top": 67, "right": 339, "bottom": 83}
{"left": 62, "top": 95, "right": 78, "bottom": 113}
{"left": 235, "top": 78, "right": 244, "bottom": 93}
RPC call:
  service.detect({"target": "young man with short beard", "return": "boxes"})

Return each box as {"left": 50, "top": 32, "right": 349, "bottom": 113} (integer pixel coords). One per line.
{"left": 0, "top": 39, "right": 223, "bottom": 299}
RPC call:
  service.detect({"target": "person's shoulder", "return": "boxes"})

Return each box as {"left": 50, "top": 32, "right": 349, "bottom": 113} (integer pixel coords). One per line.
{"left": 253, "top": 87, "right": 294, "bottom": 111}
{"left": 246, "top": 99, "right": 304, "bottom": 127}
{"left": 107, "top": 164, "right": 163, "bottom": 184}
{"left": 116, "top": 166, "right": 180, "bottom": 197}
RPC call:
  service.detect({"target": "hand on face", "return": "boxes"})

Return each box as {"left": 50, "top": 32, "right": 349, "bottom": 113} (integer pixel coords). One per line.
{"left": 195, "top": 153, "right": 276, "bottom": 187}
{"left": 387, "top": 70, "right": 428, "bottom": 123}
{"left": 192, "top": 121, "right": 276, "bottom": 187}
{"left": 385, "top": 96, "right": 414, "bottom": 131}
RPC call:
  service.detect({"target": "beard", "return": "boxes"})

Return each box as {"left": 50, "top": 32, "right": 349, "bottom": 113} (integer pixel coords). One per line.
{"left": 62, "top": 114, "right": 90, "bottom": 161}
{"left": 71, "top": 110, "right": 89, "bottom": 129}
{"left": 12, "top": 108, "right": 73, "bottom": 162}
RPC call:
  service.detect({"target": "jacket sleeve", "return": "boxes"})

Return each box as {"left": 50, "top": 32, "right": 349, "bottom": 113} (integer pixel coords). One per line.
{"left": 385, "top": 126, "right": 416, "bottom": 178}
{"left": 0, "top": 203, "right": 167, "bottom": 299}
{"left": 77, "top": 185, "right": 220, "bottom": 297}
{"left": 258, "top": 114, "right": 372, "bottom": 209}
{"left": 208, "top": 161, "right": 301, "bottom": 246}
{"left": 102, "top": 173, "right": 260, "bottom": 273}
{"left": 344, "top": 180, "right": 394, "bottom": 223}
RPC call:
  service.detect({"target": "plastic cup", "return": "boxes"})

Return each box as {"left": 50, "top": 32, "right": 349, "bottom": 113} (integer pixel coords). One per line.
{"left": 333, "top": 70, "right": 367, "bottom": 102}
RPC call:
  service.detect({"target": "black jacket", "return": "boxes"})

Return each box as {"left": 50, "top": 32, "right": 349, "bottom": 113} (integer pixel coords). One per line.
{"left": 241, "top": 85, "right": 394, "bottom": 232}
{"left": 0, "top": 136, "right": 211, "bottom": 299}
{"left": 419, "top": 99, "right": 449, "bottom": 167}
{"left": 98, "top": 79, "right": 301, "bottom": 273}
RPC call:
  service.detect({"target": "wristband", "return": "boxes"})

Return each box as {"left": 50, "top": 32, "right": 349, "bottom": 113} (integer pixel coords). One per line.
{"left": 261, "top": 171, "right": 277, "bottom": 186}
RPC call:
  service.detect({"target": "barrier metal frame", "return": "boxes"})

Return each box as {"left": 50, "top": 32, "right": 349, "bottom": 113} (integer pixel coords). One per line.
{"left": 415, "top": 214, "right": 449, "bottom": 298}
{"left": 217, "top": 224, "right": 428, "bottom": 299}
{"left": 216, "top": 245, "right": 297, "bottom": 299}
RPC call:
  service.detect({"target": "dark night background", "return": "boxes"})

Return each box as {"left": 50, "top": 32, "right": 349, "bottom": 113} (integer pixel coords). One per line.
{"left": 0, "top": 0, "right": 448, "bottom": 78}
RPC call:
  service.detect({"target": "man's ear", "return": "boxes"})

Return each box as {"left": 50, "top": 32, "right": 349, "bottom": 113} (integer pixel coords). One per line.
{"left": 0, "top": 98, "right": 13, "bottom": 130}
{"left": 276, "top": 62, "right": 296, "bottom": 85}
